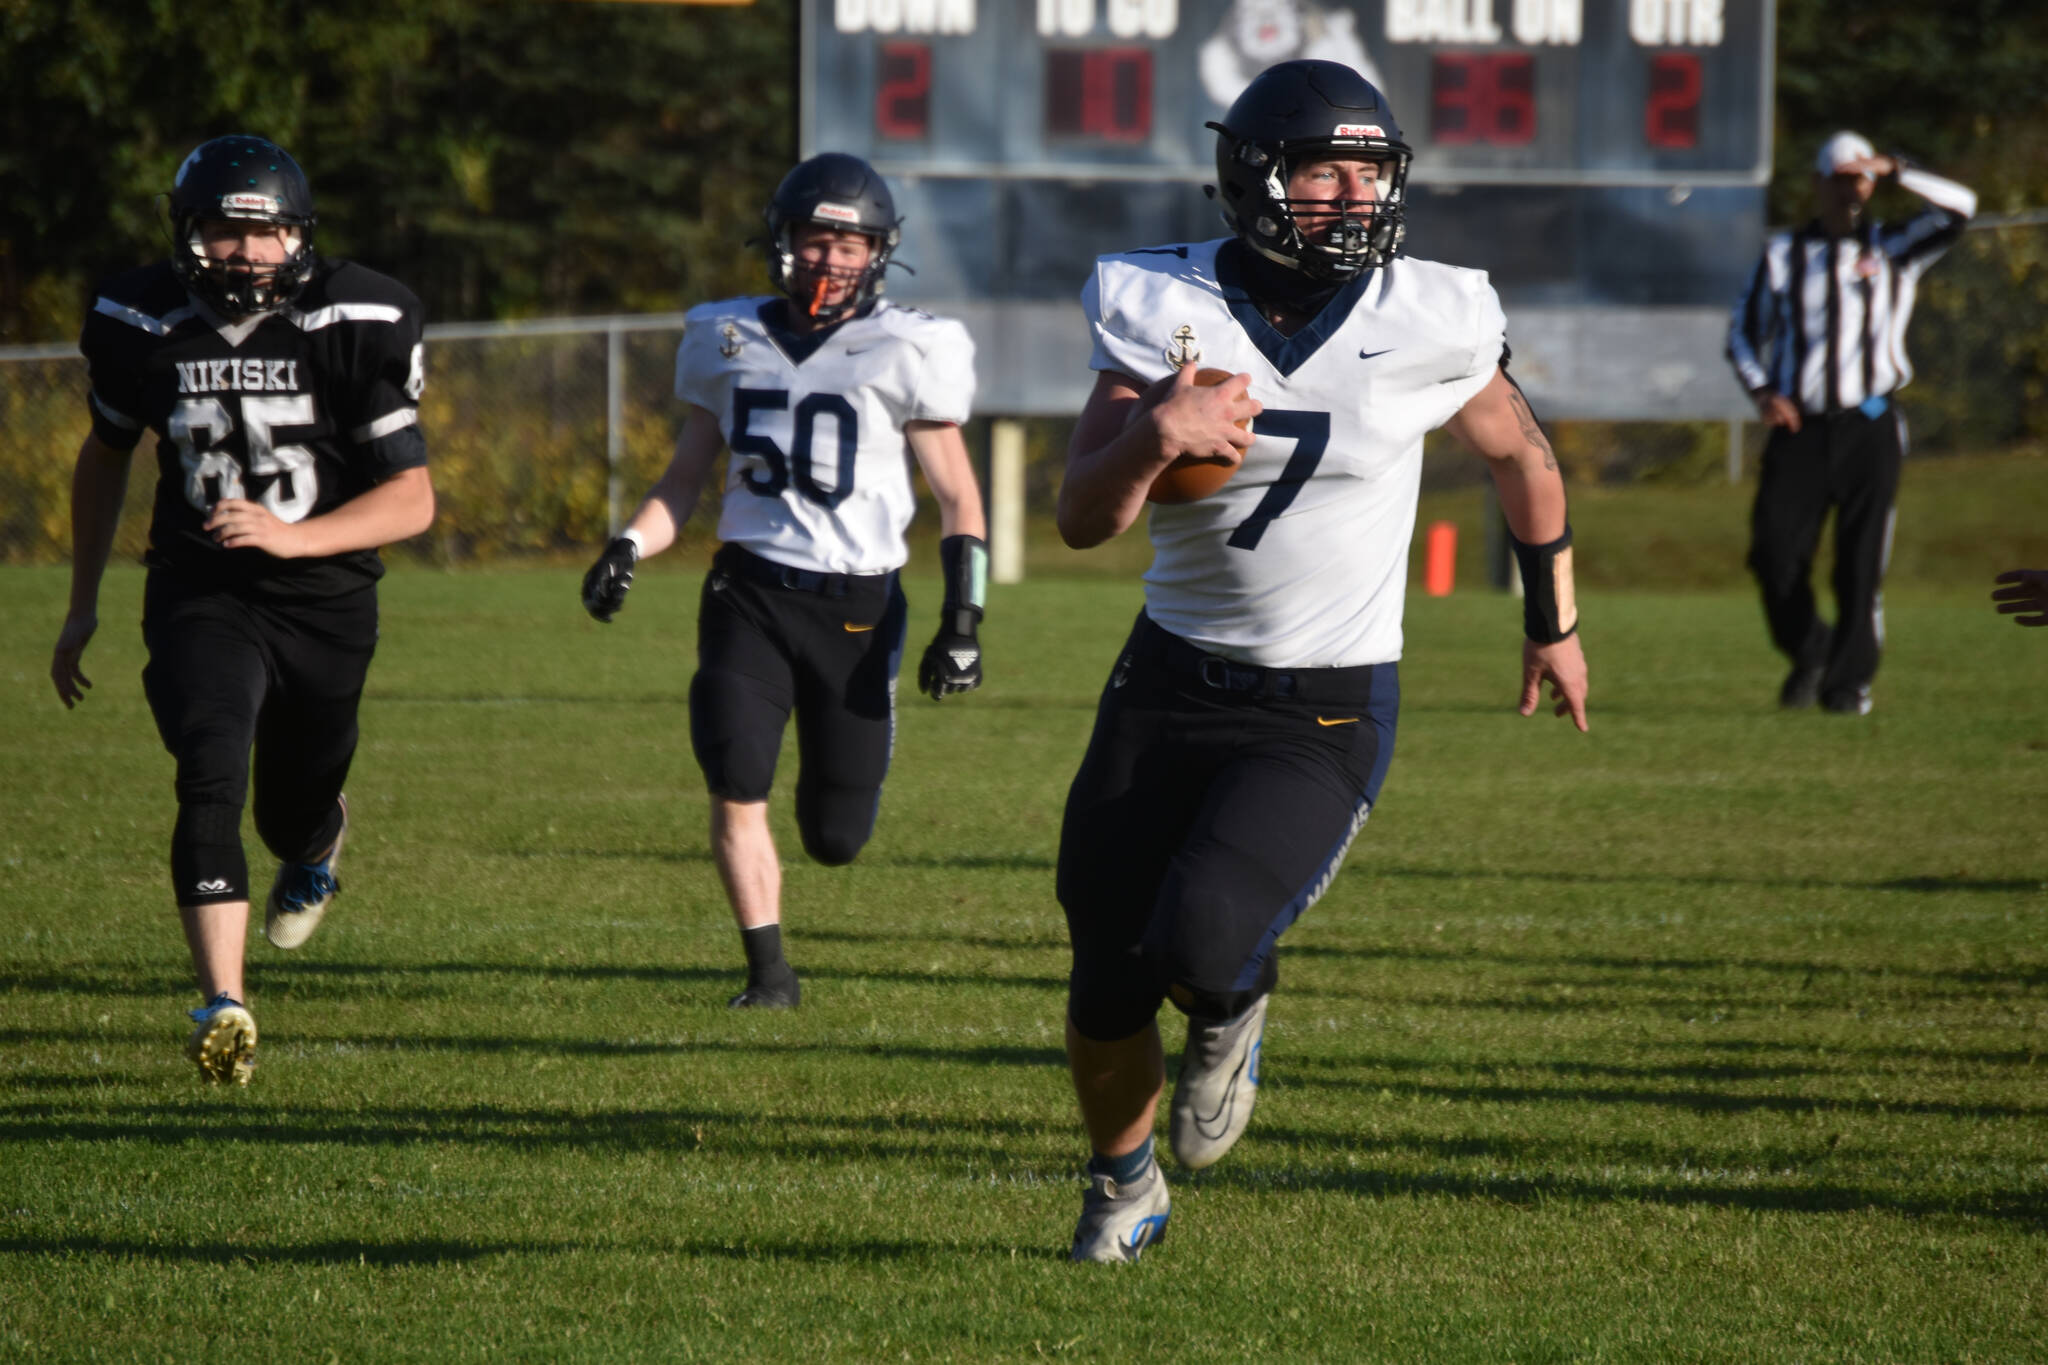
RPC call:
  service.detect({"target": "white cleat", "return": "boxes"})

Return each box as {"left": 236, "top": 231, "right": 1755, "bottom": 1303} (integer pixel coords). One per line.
{"left": 186, "top": 995, "right": 257, "bottom": 1085}
{"left": 1169, "top": 993, "right": 1268, "bottom": 1171}
{"left": 1069, "top": 1154, "right": 1170, "bottom": 1264}
{"left": 265, "top": 795, "right": 346, "bottom": 950}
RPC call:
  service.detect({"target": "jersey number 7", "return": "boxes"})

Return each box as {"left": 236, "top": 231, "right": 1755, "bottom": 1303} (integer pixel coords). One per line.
{"left": 1226, "top": 409, "right": 1329, "bottom": 552}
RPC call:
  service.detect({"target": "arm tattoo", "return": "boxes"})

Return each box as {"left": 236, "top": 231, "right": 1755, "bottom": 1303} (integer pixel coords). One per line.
{"left": 1506, "top": 386, "right": 1559, "bottom": 472}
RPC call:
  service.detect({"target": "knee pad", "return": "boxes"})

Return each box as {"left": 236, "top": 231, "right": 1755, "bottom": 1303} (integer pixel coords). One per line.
{"left": 795, "top": 785, "right": 878, "bottom": 867}
{"left": 1150, "top": 858, "right": 1286, "bottom": 1022}
{"left": 254, "top": 794, "right": 344, "bottom": 866}
{"left": 170, "top": 802, "right": 248, "bottom": 905}
{"left": 690, "top": 670, "right": 785, "bottom": 803}
{"left": 1165, "top": 959, "right": 1276, "bottom": 1027}
{"left": 1067, "top": 951, "right": 1167, "bottom": 1043}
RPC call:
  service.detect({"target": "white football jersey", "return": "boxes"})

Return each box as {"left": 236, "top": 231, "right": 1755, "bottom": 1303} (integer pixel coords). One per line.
{"left": 676, "top": 297, "right": 976, "bottom": 575}
{"left": 1084, "top": 239, "right": 1505, "bottom": 667}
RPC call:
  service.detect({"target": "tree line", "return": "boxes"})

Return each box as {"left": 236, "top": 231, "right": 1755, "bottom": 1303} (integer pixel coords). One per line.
{"left": 4, "top": 0, "right": 2043, "bottom": 446}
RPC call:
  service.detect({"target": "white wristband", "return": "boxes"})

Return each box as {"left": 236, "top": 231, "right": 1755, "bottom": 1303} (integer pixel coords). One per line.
{"left": 620, "top": 527, "right": 646, "bottom": 555}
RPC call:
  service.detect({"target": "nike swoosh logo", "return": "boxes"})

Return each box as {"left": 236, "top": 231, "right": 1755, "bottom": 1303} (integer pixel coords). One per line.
{"left": 1359, "top": 348, "right": 1393, "bottom": 360}
{"left": 1316, "top": 716, "right": 1359, "bottom": 727}
{"left": 844, "top": 622, "right": 876, "bottom": 632}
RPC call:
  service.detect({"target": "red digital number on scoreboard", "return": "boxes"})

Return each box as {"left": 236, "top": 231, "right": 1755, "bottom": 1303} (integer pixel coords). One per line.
{"left": 876, "top": 41, "right": 931, "bottom": 141}
{"left": 1430, "top": 54, "right": 1536, "bottom": 147}
{"left": 1044, "top": 48, "right": 1153, "bottom": 143}
{"left": 1645, "top": 53, "right": 1702, "bottom": 150}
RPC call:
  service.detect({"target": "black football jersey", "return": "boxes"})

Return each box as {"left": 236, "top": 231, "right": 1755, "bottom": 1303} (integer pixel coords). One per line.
{"left": 80, "top": 259, "right": 428, "bottom": 599}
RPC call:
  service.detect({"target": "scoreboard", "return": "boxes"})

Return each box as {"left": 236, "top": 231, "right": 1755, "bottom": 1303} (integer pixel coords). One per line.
{"left": 804, "top": 0, "right": 1772, "bottom": 186}
{"left": 798, "top": 1, "right": 1776, "bottom": 419}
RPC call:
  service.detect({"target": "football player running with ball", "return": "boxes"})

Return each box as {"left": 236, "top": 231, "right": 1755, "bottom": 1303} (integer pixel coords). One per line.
{"left": 581, "top": 153, "right": 988, "bottom": 1009}
{"left": 1055, "top": 62, "right": 1590, "bottom": 1262}
{"left": 51, "top": 137, "right": 435, "bottom": 1084}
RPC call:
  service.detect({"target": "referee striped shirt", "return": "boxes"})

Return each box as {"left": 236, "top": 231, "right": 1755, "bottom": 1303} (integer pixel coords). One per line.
{"left": 1727, "top": 167, "right": 1977, "bottom": 415}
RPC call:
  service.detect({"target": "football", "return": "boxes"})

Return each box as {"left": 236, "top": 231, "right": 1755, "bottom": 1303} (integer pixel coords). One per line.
{"left": 1146, "top": 368, "right": 1251, "bottom": 505}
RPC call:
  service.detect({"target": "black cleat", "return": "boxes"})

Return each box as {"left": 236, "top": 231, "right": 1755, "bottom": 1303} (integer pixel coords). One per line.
{"left": 728, "top": 968, "right": 801, "bottom": 1010}
{"left": 1778, "top": 665, "right": 1824, "bottom": 710}
{"left": 1821, "top": 685, "right": 1873, "bottom": 716}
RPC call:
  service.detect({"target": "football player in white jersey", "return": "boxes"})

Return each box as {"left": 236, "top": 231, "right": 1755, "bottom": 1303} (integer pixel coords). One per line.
{"left": 1055, "top": 61, "right": 1590, "bottom": 1262}
{"left": 580, "top": 153, "right": 988, "bottom": 1009}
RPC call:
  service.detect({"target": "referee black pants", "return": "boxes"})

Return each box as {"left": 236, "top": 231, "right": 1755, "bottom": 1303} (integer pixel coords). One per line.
{"left": 1748, "top": 405, "right": 1903, "bottom": 703}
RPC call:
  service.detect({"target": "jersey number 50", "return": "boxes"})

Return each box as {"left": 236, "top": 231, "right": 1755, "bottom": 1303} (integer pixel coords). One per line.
{"left": 169, "top": 394, "right": 320, "bottom": 522}
{"left": 731, "top": 387, "right": 858, "bottom": 510}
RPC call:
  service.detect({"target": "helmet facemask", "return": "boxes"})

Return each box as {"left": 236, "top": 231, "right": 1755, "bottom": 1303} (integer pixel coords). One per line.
{"left": 165, "top": 136, "right": 319, "bottom": 317}
{"left": 174, "top": 217, "right": 316, "bottom": 316}
{"left": 761, "top": 153, "right": 904, "bottom": 326}
{"left": 768, "top": 221, "right": 892, "bottom": 324}
{"left": 1220, "top": 134, "right": 1411, "bottom": 283}
{"left": 1205, "top": 62, "right": 1415, "bottom": 283}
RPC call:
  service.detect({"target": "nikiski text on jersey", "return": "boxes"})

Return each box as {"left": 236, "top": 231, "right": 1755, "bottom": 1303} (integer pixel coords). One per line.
{"left": 176, "top": 358, "right": 302, "bottom": 395}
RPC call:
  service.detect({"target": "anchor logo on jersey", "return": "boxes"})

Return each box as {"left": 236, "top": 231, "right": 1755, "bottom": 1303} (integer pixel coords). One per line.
{"left": 1164, "top": 324, "right": 1202, "bottom": 370}
{"left": 719, "top": 323, "right": 744, "bottom": 359}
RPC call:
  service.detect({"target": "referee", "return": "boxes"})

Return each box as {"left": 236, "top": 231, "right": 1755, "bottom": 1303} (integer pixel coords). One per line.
{"left": 1727, "top": 131, "right": 1976, "bottom": 714}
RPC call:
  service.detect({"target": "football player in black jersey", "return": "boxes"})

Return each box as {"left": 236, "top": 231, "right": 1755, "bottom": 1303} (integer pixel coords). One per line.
{"left": 49, "top": 136, "right": 436, "bottom": 1084}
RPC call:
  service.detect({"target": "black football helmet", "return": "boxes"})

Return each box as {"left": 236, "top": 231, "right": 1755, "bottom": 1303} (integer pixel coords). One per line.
{"left": 167, "top": 135, "right": 318, "bottom": 316}
{"left": 1206, "top": 60, "right": 1412, "bottom": 282}
{"left": 763, "top": 153, "right": 902, "bottom": 322}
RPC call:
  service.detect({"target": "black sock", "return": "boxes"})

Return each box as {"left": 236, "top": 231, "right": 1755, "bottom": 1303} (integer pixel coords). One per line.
{"left": 740, "top": 924, "right": 791, "bottom": 981}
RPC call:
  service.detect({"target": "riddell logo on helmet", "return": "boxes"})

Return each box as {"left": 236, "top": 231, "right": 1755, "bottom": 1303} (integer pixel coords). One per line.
{"left": 220, "top": 192, "right": 280, "bottom": 214}
{"left": 812, "top": 202, "right": 861, "bottom": 224}
{"left": 1333, "top": 124, "right": 1385, "bottom": 138}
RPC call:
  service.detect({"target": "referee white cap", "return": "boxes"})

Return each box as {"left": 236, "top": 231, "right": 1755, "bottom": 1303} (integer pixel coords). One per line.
{"left": 1815, "top": 131, "right": 1877, "bottom": 177}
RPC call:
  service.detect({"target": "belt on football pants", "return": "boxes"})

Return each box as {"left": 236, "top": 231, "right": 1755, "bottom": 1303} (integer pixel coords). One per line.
{"left": 1133, "top": 612, "right": 1384, "bottom": 707}
{"left": 716, "top": 543, "right": 885, "bottom": 599}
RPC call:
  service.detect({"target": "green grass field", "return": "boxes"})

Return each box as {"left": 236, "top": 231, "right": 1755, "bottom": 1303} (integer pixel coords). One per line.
{"left": 3, "top": 550, "right": 2045, "bottom": 1361}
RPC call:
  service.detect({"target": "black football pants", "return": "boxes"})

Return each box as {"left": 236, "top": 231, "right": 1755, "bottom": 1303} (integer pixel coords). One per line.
{"left": 1748, "top": 405, "right": 1903, "bottom": 701}
{"left": 141, "top": 576, "right": 373, "bottom": 905}
{"left": 1058, "top": 613, "right": 1400, "bottom": 1043}
{"left": 688, "top": 545, "right": 907, "bottom": 868}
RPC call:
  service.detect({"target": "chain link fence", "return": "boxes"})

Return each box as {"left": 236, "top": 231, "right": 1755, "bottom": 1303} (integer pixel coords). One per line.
{"left": 0, "top": 317, "right": 702, "bottom": 566}
{"left": 3, "top": 221, "right": 2041, "bottom": 567}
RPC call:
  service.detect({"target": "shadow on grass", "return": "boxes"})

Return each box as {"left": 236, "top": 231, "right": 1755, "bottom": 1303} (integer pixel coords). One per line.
{"left": 660, "top": 1235, "right": 1061, "bottom": 1262}
{"left": 0, "top": 1096, "right": 1074, "bottom": 1154}
{"left": 0, "top": 1029, "right": 1064, "bottom": 1069}
{"left": 0, "top": 957, "right": 1067, "bottom": 1000}
{"left": 1183, "top": 1159, "right": 2048, "bottom": 1230}
{"left": 1357, "top": 861, "right": 2047, "bottom": 898}
{"left": 1286, "top": 939, "right": 2048, "bottom": 990}
{"left": 487, "top": 845, "right": 1058, "bottom": 872}
{"left": 370, "top": 691, "right": 1092, "bottom": 716}
{"left": 1283, "top": 1047, "right": 2048, "bottom": 1083}
{"left": 0, "top": 1231, "right": 1052, "bottom": 1266}
{"left": 0, "top": 1235, "right": 569, "bottom": 1266}
{"left": 372, "top": 692, "right": 686, "bottom": 707}
{"left": 798, "top": 926, "right": 1065, "bottom": 952}
{"left": 1270, "top": 1068, "right": 2047, "bottom": 1122}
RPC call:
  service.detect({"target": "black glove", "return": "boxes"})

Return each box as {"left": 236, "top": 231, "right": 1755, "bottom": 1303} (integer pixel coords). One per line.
{"left": 918, "top": 534, "right": 988, "bottom": 700}
{"left": 581, "top": 535, "right": 640, "bottom": 623}
{"left": 919, "top": 606, "right": 983, "bottom": 699}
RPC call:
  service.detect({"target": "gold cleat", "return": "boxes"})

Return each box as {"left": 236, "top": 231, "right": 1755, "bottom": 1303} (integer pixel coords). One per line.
{"left": 185, "top": 996, "right": 257, "bottom": 1085}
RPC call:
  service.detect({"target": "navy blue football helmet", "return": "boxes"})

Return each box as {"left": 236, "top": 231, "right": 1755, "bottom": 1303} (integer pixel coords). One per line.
{"left": 1206, "top": 60, "right": 1412, "bottom": 281}
{"left": 762, "top": 153, "right": 902, "bottom": 322}
{"left": 167, "top": 135, "right": 318, "bottom": 316}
